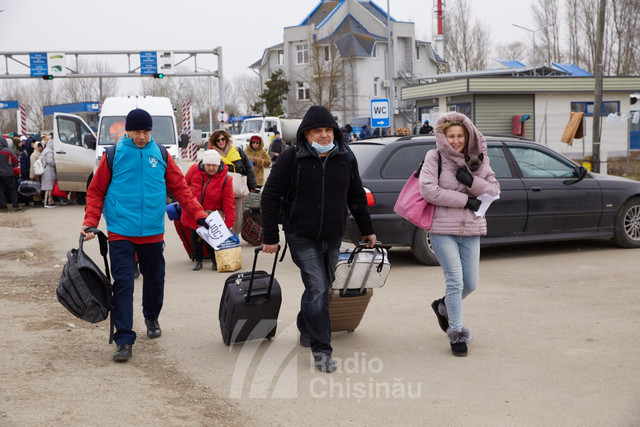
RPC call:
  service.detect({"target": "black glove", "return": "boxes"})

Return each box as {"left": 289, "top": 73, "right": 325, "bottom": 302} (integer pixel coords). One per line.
{"left": 456, "top": 166, "right": 474, "bottom": 187}
{"left": 196, "top": 218, "right": 209, "bottom": 229}
{"left": 465, "top": 196, "right": 481, "bottom": 212}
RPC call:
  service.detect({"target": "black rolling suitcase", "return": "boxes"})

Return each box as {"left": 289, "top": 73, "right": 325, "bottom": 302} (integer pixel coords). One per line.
{"left": 219, "top": 245, "right": 282, "bottom": 345}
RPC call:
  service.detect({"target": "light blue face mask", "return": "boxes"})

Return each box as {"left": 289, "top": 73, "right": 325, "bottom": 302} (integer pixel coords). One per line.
{"left": 311, "top": 141, "right": 335, "bottom": 154}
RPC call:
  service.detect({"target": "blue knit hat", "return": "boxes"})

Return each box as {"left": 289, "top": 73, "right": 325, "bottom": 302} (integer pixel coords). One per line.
{"left": 125, "top": 108, "right": 153, "bottom": 131}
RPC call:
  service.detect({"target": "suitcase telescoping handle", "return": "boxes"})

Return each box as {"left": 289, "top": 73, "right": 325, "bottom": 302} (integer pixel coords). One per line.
{"left": 350, "top": 240, "right": 385, "bottom": 273}
{"left": 245, "top": 245, "right": 281, "bottom": 303}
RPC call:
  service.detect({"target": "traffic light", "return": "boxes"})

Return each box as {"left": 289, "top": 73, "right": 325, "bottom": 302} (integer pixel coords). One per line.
{"left": 153, "top": 73, "right": 164, "bottom": 79}
{"left": 42, "top": 75, "right": 53, "bottom": 80}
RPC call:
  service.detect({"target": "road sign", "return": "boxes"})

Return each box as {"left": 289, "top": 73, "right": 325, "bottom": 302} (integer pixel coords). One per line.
{"left": 217, "top": 110, "right": 229, "bottom": 123}
{"left": 371, "top": 98, "right": 390, "bottom": 128}
{"left": 29, "top": 53, "right": 48, "bottom": 77}
{"left": 157, "top": 51, "right": 175, "bottom": 75}
{"left": 140, "top": 51, "right": 158, "bottom": 75}
{"left": 0, "top": 100, "right": 19, "bottom": 109}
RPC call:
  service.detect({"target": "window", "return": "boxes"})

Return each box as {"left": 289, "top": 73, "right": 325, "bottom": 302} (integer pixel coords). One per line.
{"left": 448, "top": 103, "right": 472, "bottom": 118}
{"left": 297, "top": 82, "right": 310, "bottom": 100}
{"left": 571, "top": 101, "right": 620, "bottom": 117}
{"left": 416, "top": 46, "right": 421, "bottom": 61}
{"left": 277, "top": 50, "right": 284, "bottom": 66}
{"left": 510, "top": 146, "right": 576, "bottom": 178}
{"left": 296, "top": 44, "right": 309, "bottom": 64}
{"left": 323, "top": 46, "right": 331, "bottom": 62}
{"left": 374, "top": 81, "right": 378, "bottom": 97}
{"left": 486, "top": 146, "right": 512, "bottom": 178}
{"left": 382, "top": 145, "right": 435, "bottom": 179}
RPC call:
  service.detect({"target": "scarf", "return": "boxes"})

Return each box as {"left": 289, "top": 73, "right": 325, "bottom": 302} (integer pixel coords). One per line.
{"left": 214, "top": 144, "right": 241, "bottom": 172}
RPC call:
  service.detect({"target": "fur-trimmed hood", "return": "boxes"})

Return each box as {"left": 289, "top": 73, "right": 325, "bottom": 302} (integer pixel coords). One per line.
{"left": 435, "top": 112, "right": 487, "bottom": 167}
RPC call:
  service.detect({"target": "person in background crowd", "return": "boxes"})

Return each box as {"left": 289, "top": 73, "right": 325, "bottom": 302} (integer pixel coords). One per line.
{"left": 419, "top": 120, "right": 434, "bottom": 135}
{"left": 340, "top": 124, "right": 354, "bottom": 143}
{"left": 207, "top": 130, "right": 258, "bottom": 235}
{"left": 183, "top": 149, "right": 235, "bottom": 271}
{"left": 40, "top": 139, "right": 58, "bottom": 208}
{"left": 0, "top": 132, "right": 21, "bottom": 212}
{"left": 412, "top": 123, "right": 418, "bottom": 135}
{"left": 268, "top": 131, "right": 286, "bottom": 163}
{"left": 419, "top": 112, "right": 500, "bottom": 357}
{"left": 360, "top": 125, "right": 372, "bottom": 139}
{"left": 244, "top": 135, "right": 271, "bottom": 187}
{"left": 81, "top": 108, "right": 208, "bottom": 363}
{"left": 260, "top": 105, "right": 377, "bottom": 373}
{"left": 29, "top": 141, "right": 45, "bottom": 207}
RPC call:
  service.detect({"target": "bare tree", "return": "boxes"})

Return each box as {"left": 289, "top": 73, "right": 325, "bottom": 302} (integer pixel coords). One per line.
{"left": 565, "top": 0, "right": 583, "bottom": 67}
{"left": 443, "top": 0, "right": 491, "bottom": 71}
{"left": 495, "top": 41, "right": 528, "bottom": 61}
{"left": 609, "top": 0, "right": 640, "bottom": 75}
{"left": 532, "top": 0, "right": 562, "bottom": 65}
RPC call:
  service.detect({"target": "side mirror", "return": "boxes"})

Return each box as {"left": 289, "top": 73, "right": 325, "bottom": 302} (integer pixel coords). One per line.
{"left": 179, "top": 133, "right": 190, "bottom": 148}
{"left": 84, "top": 134, "right": 96, "bottom": 150}
{"left": 563, "top": 165, "right": 588, "bottom": 185}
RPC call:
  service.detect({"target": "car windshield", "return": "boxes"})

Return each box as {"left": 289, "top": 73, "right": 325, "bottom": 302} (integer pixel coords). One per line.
{"left": 98, "top": 116, "right": 176, "bottom": 146}
{"left": 241, "top": 120, "right": 262, "bottom": 133}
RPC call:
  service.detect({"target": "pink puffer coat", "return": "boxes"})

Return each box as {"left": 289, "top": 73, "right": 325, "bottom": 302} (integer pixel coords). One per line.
{"left": 418, "top": 112, "right": 500, "bottom": 236}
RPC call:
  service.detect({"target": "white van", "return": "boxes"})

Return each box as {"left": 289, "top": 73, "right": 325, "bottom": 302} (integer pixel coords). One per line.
{"left": 52, "top": 96, "right": 188, "bottom": 192}
{"left": 94, "top": 96, "right": 187, "bottom": 168}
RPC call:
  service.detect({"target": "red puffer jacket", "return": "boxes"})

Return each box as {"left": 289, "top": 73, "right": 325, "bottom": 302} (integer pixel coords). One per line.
{"left": 182, "top": 161, "right": 235, "bottom": 230}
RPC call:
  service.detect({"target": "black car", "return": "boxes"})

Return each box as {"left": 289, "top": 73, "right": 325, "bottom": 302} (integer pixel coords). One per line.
{"left": 344, "top": 135, "right": 640, "bottom": 265}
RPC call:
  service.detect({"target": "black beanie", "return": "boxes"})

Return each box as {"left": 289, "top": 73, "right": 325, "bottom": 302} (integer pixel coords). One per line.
{"left": 125, "top": 108, "right": 153, "bottom": 131}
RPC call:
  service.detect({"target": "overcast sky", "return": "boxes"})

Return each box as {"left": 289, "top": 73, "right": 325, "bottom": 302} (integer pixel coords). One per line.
{"left": 0, "top": 0, "right": 537, "bottom": 83}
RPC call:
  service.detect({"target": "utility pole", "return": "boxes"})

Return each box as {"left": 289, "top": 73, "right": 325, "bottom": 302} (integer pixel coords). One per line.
{"left": 215, "top": 46, "right": 225, "bottom": 130}
{"left": 592, "top": 0, "right": 606, "bottom": 173}
{"left": 386, "top": 0, "right": 394, "bottom": 133}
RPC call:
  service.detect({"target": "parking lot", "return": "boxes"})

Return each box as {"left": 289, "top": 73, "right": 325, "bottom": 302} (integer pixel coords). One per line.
{"left": 1, "top": 205, "right": 639, "bottom": 425}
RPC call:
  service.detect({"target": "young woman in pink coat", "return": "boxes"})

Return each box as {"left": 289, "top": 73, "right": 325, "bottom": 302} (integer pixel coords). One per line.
{"left": 419, "top": 112, "right": 501, "bottom": 356}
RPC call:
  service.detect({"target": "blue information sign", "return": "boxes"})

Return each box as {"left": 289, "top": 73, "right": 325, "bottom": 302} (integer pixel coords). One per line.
{"left": 371, "top": 98, "right": 390, "bottom": 128}
{"left": 140, "top": 51, "right": 158, "bottom": 75}
{"left": 30, "top": 52, "right": 48, "bottom": 77}
{"left": 0, "top": 100, "right": 19, "bottom": 109}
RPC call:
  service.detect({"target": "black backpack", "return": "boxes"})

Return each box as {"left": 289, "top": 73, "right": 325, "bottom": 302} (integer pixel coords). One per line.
{"left": 56, "top": 227, "right": 114, "bottom": 343}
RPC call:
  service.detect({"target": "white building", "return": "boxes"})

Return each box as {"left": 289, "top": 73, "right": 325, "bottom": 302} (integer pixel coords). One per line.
{"left": 250, "top": 0, "right": 445, "bottom": 129}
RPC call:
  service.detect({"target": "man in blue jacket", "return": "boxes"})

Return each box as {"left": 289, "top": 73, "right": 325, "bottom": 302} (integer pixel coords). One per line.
{"left": 260, "top": 105, "right": 376, "bottom": 373}
{"left": 81, "top": 109, "right": 208, "bottom": 362}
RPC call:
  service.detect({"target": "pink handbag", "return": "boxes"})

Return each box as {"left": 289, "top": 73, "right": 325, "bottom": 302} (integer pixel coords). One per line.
{"left": 393, "top": 152, "right": 441, "bottom": 229}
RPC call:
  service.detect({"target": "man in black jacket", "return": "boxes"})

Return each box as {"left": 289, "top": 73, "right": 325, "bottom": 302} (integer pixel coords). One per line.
{"left": 261, "top": 105, "right": 376, "bottom": 373}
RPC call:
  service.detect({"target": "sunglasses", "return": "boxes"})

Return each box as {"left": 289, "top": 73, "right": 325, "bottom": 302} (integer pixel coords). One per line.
{"left": 214, "top": 137, "right": 227, "bottom": 142}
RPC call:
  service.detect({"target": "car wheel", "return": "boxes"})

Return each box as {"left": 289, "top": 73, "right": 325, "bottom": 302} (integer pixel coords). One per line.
{"left": 411, "top": 228, "right": 440, "bottom": 266}
{"left": 613, "top": 197, "right": 640, "bottom": 248}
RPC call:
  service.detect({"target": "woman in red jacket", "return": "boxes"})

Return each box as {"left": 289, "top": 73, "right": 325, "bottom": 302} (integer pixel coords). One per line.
{"left": 183, "top": 150, "right": 235, "bottom": 271}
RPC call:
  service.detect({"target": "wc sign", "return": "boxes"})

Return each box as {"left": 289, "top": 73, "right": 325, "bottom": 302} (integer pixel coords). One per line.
{"left": 371, "top": 98, "right": 390, "bottom": 128}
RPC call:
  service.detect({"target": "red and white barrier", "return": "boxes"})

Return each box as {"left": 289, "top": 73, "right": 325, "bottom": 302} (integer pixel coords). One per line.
{"left": 181, "top": 101, "right": 198, "bottom": 161}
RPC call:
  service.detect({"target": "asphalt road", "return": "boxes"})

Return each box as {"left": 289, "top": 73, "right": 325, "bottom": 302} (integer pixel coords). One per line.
{"left": 1, "top": 205, "right": 639, "bottom": 426}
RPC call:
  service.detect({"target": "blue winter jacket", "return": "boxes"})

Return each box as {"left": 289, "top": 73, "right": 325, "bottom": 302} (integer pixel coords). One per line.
{"left": 104, "top": 136, "right": 167, "bottom": 237}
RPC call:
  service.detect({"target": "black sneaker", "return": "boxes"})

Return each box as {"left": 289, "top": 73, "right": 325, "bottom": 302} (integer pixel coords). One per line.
{"left": 299, "top": 331, "right": 310, "bottom": 348}
{"left": 431, "top": 298, "right": 448, "bottom": 333}
{"left": 113, "top": 344, "right": 132, "bottom": 362}
{"left": 145, "top": 318, "right": 162, "bottom": 339}
{"left": 314, "top": 354, "right": 336, "bottom": 373}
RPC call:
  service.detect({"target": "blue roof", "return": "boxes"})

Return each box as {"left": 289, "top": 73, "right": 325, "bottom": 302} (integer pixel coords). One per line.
{"left": 497, "top": 60, "right": 527, "bottom": 68}
{"left": 551, "top": 62, "right": 593, "bottom": 76}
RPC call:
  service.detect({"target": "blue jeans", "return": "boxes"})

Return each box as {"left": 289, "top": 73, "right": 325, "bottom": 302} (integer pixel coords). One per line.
{"left": 286, "top": 232, "right": 342, "bottom": 357}
{"left": 109, "top": 240, "right": 165, "bottom": 345}
{"left": 429, "top": 234, "right": 480, "bottom": 332}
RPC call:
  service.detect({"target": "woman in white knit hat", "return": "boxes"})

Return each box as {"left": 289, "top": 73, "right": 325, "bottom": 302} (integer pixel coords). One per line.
{"left": 183, "top": 149, "right": 236, "bottom": 270}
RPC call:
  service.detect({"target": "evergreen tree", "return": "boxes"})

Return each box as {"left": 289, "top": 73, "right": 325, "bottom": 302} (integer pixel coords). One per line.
{"left": 252, "top": 69, "right": 289, "bottom": 116}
